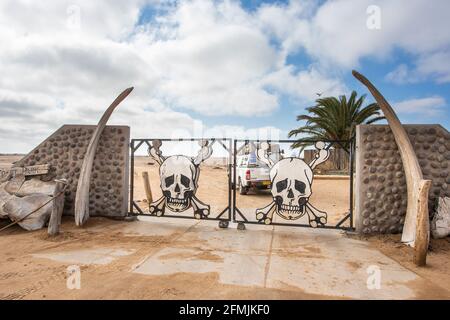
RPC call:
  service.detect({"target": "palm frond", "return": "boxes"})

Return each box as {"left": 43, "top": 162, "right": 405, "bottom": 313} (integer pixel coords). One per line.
{"left": 290, "top": 90, "right": 384, "bottom": 149}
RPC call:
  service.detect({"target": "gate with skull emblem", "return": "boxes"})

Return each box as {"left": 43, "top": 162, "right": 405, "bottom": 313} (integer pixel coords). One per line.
{"left": 129, "top": 138, "right": 232, "bottom": 227}
{"left": 232, "top": 139, "right": 355, "bottom": 230}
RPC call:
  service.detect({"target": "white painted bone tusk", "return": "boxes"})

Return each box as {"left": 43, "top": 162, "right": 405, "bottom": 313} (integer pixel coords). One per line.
{"left": 256, "top": 141, "right": 275, "bottom": 168}
{"left": 149, "top": 139, "right": 164, "bottom": 165}
{"left": 305, "top": 203, "right": 327, "bottom": 227}
{"left": 309, "top": 141, "right": 330, "bottom": 170}
{"left": 74, "top": 87, "right": 133, "bottom": 227}
{"left": 191, "top": 195, "right": 210, "bottom": 219}
{"left": 149, "top": 196, "right": 166, "bottom": 216}
{"left": 256, "top": 201, "right": 277, "bottom": 224}
{"left": 192, "top": 140, "right": 214, "bottom": 166}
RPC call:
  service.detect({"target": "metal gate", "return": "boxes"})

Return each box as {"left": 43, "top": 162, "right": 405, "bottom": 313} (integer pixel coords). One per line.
{"left": 232, "top": 139, "right": 354, "bottom": 230}
{"left": 128, "top": 138, "right": 354, "bottom": 231}
{"left": 129, "top": 138, "right": 232, "bottom": 227}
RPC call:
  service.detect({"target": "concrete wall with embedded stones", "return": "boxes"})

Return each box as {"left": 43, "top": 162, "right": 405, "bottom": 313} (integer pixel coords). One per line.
{"left": 355, "top": 124, "right": 450, "bottom": 234}
{"left": 15, "top": 125, "right": 129, "bottom": 217}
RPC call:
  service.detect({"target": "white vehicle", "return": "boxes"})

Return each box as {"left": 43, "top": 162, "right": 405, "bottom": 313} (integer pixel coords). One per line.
{"left": 236, "top": 145, "right": 282, "bottom": 195}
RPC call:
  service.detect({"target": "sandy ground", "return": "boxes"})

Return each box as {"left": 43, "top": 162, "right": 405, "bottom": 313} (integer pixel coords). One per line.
{"left": 0, "top": 217, "right": 449, "bottom": 300}
{"left": 0, "top": 217, "right": 340, "bottom": 300}
{"left": 0, "top": 154, "right": 22, "bottom": 170}
{"left": 351, "top": 234, "right": 450, "bottom": 294}
{"left": 1, "top": 155, "right": 449, "bottom": 299}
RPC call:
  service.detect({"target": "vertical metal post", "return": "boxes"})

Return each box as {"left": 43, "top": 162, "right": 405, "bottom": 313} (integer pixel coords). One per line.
{"left": 349, "top": 138, "right": 354, "bottom": 229}
{"left": 130, "top": 139, "right": 135, "bottom": 215}
{"left": 227, "top": 139, "right": 232, "bottom": 221}
{"left": 232, "top": 139, "right": 237, "bottom": 222}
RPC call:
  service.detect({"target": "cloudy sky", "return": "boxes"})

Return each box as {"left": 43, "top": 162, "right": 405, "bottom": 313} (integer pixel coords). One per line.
{"left": 1, "top": 0, "right": 449, "bottom": 153}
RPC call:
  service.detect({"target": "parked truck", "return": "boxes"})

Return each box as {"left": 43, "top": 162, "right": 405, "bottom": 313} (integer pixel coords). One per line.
{"left": 236, "top": 143, "right": 282, "bottom": 195}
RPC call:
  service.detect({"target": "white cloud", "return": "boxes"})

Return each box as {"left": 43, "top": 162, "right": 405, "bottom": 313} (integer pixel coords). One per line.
{"left": 259, "top": 0, "right": 450, "bottom": 84}
{"left": 1, "top": 0, "right": 448, "bottom": 153}
{"left": 393, "top": 96, "right": 447, "bottom": 116}
{"left": 416, "top": 51, "right": 450, "bottom": 84}
{"left": 385, "top": 64, "right": 417, "bottom": 84}
{"left": 262, "top": 65, "right": 347, "bottom": 100}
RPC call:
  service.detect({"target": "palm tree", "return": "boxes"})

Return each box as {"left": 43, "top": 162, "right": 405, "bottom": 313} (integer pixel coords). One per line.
{"left": 288, "top": 90, "right": 385, "bottom": 151}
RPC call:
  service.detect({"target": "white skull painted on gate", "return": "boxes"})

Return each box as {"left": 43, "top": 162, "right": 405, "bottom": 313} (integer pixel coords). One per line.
{"left": 255, "top": 141, "right": 329, "bottom": 227}
{"left": 147, "top": 139, "right": 213, "bottom": 219}
{"left": 270, "top": 158, "right": 313, "bottom": 220}
{"left": 160, "top": 156, "right": 197, "bottom": 212}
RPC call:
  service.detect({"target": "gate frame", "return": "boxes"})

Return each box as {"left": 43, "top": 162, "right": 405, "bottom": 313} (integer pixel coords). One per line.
{"left": 232, "top": 138, "right": 355, "bottom": 231}
{"left": 128, "top": 138, "right": 233, "bottom": 227}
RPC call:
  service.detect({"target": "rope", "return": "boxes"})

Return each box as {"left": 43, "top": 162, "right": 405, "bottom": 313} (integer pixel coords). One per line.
{"left": 0, "top": 184, "right": 67, "bottom": 233}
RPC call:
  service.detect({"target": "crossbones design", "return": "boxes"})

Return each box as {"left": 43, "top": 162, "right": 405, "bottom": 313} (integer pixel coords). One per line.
{"left": 147, "top": 139, "right": 213, "bottom": 219}
{"left": 255, "top": 141, "right": 330, "bottom": 227}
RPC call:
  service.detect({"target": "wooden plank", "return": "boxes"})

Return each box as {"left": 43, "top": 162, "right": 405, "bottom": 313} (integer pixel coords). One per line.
{"left": 0, "top": 164, "right": 50, "bottom": 180}
{"left": 23, "top": 164, "right": 50, "bottom": 176}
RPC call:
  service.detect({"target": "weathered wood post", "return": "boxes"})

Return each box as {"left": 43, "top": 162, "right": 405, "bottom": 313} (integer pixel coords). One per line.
{"left": 142, "top": 171, "right": 153, "bottom": 204}
{"left": 48, "top": 179, "right": 67, "bottom": 236}
{"left": 414, "top": 179, "right": 432, "bottom": 266}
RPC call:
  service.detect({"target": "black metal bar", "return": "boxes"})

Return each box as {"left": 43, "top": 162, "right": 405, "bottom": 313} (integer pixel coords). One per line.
{"left": 234, "top": 139, "right": 352, "bottom": 144}
{"left": 132, "top": 140, "right": 145, "bottom": 152}
{"left": 133, "top": 212, "right": 229, "bottom": 222}
{"left": 234, "top": 140, "right": 247, "bottom": 156}
{"left": 232, "top": 139, "right": 238, "bottom": 222}
{"left": 227, "top": 139, "right": 232, "bottom": 221}
{"left": 349, "top": 137, "right": 355, "bottom": 229}
{"left": 133, "top": 201, "right": 145, "bottom": 215}
{"left": 234, "top": 208, "right": 248, "bottom": 222}
{"left": 216, "top": 207, "right": 229, "bottom": 219}
{"left": 335, "top": 212, "right": 351, "bottom": 228}
{"left": 129, "top": 140, "right": 135, "bottom": 215}
{"left": 132, "top": 138, "right": 232, "bottom": 142}
{"left": 144, "top": 140, "right": 152, "bottom": 149}
{"left": 237, "top": 220, "right": 351, "bottom": 230}
{"left": 217, "top": 139, "right": 229, "bottom": 152}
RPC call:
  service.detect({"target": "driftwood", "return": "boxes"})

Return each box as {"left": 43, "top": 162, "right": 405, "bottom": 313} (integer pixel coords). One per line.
{"left": 414, "top": 180, "right": 431, "bottom": 266}
{"left": 14, "top": 178, "right": 56, "bottom": 197}
{"left": 142, "top": 171, "right": 153, "bottom": 204}
{"left": 0, "top": 164, "right": 50, "bottom": 181}
{"left": 352, "top": 71, "right": 428, "bottom": 246}
{"left": 48, "top": 179, "right": 67, "bottom": 236}
{"left": 74, "top": 87, "right": 133, "bottom": 226}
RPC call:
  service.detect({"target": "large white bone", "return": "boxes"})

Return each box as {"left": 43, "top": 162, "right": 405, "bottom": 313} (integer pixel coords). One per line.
{"left": 256, "top": 201, "right": 277, "bottom": 224}
{"left": 256, "top": 141, "right": 275, "bottom": 168}
{"left": 149, "top": 196, "right": 166, "bottom": 216}
{"left": 353, "top": 71, "right": 430, "bottom": 263}
{"left": 192, "top": 140, "right": 213, "bottom": 166}
{"left": 74, "top": 87, "right": 133, "bottom": 226}
{"left": 309, "top": 141, "right": 330, "bottom": 170}
{"left": 148, "top": 139, "right": 165, "bottom": 165}
{"left": 305, "top": 203, "right": 327, "bottom": 228}
{"left": 191, "top": 195, "right": 210, "bottom": 219}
